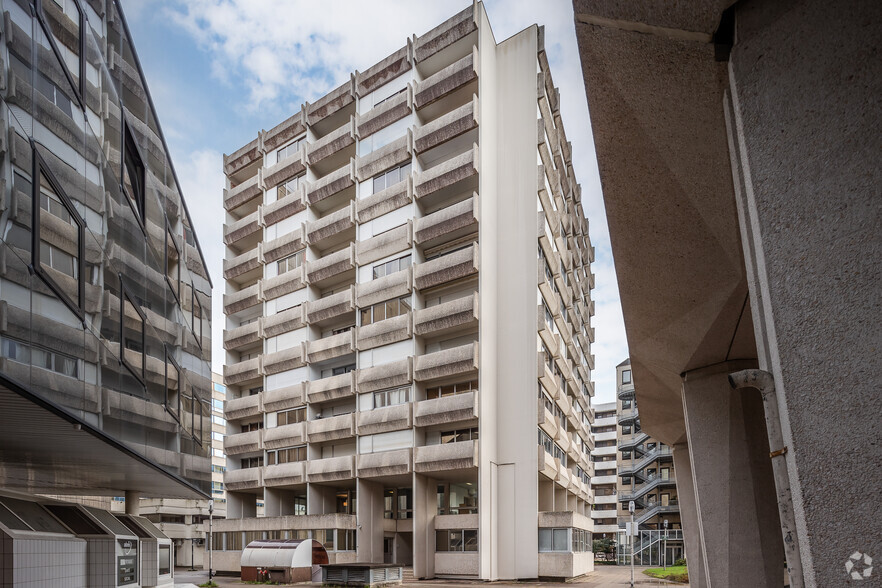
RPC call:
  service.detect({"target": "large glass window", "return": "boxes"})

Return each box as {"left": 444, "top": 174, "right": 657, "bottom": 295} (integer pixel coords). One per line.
{"left": 277, "top": 408, "right": 306, "bottom": 426}
{"left": 39, "top": 0, "right": 84, "bottom": 99}
{"left": 372, "top": 254, "right": 411, "bottom": 279}
{"left": 278, "top": 250, "right": 304, "bottom": 275}
{"left": 360, "top": 295, "right": 411, "bottom": 326}
{"left": 372, "top": 163, "right": 412, "bottom": 194}
{"left": 165, "top": 350, "right": 181, "bottom": 421}
{"left": 165, "top": 226, "right": 181, "bottom": 301}
{"left": 435, "top": 529, "right": 477, "bottom": 552}
{"left": 266, "top": 446, "right": 306, "bottom": 465}
{"left": 278, "top": 173, "right": 304, "bottom": 199}
{"left": 120, "top": 280, "right": 146, "bottom": 385}
{"left": 437, "top": 482, "right": 477, "bottom": 515}
{"left": 123, "top": 123, "right": 145, "bottom": 222}
{"left": 426, "top": 379, "right": 477, "bottom": 401}
{"left": 622, "top": 369, "right": 632, "bottom": 385}
{"left": 277, "top": 137, "right": 305, "bottom": 162}
{"left": 440, "top": 428, "right": 479, "bottom": 444}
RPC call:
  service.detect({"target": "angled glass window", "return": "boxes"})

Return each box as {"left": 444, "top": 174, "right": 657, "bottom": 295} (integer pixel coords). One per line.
{"left": 120, "top": 278, "right": 146, "bottom": 385}
{"left": 38, "top": 0, "right": 85, "bottom": 102}
{"left": 165, "top": 225, "right": 180, "bottom": 301}
{"left": 33, "top": 151, "right": 85, "bottom": 319}
{"left": 193, "top": 391, "right": 203, "bottom": 444}
{"left": 165, "top": 349, "right": 181, "bottom": 422}
{"left": 193, "top": 287, "right": 203, "bottom": 346}
{"left": 123, "top": 122, "right": 146, "bottom": 223}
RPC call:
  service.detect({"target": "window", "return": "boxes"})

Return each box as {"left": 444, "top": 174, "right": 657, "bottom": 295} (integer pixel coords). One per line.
{"left": 0, "top": 336, "right": 79, "bottom": 378}
{"left": 435, "top": 529, "right": 477, "bottom": 552}
{"left": 372, "top": 254, "right": 411, "bottom": 279}
{"left": 120, "top": 278, "right": 146, "bottom": 385}
{"left": 372, "top": 163, "right": 412, "bottom": 194}
{"left": 122, "top": 123, "right": 146, "bottom": 223}
{"left": 278, "top": 173, "right": 304, "bottom": 199}
{"left": 165, "top": 225, "right": 180, "bottom": 301}
{"left": 277, "top": 138, "right": 305, "bottom": 162}
{"left": 165, "top": 349, "right": 181, "bottom": 421}
{"left": 383, "top": 488, "right": 412, "bottom": 520}
{"left": 360, "top": 295, "right": 411, "bottom": 325}
{"left": 538, "top": 429, "right": 567, "bottom": 467}
{"left": 426, "top": 380, "right": 477, "bottom": 400}
{"left": 211, "top": 465, "right": 226, "bottom": 474}
{"left": 277, "top": 408, "right": 306, "bottom": 426}
{"left": 332, "top": 364, "right": 356, "bottom": 376}
{"left": 622, "top": 369, "right": 632, "bottom": 385}
{"left": 38, "top": 0, "right": 85, "bottom": 102}
{"left": 241, "top": 456, "right": 263, "bottom": 468}
{"left": 440, "top": 428, "right": 478, "bottom": 444}
{"left": 33, "top": 151, "right": 85, "bottom": 318}
{"left": 241, "top": 422, "right": 263, "bottom": 433}
{"left": 212, "top": 398, "right": 224, "bottom": 412}
{"left": 159, "top": 545, "right": 171, "bottom": 575}
{"left": 369, "top": 387, "right": 410, "bottom": 409}
{"left": 278, "top": 250, "right": 304, "bottom": 274}
{"left": 437, "top": 482, "right": 477, "bottom": 515}
{"left": 374, "top": 87, "right": 406, "bottom": 108}
{"left": 193, "top": 288, "right": 203, "bottom": 346}
{"left": 335, "top": 490, "right": 356, "bottom": 515}
{"left": 266, "top": 445, "right": 306, "bottom": 465}
{"left": 212, "top": 415, "right": 226, "bottom": 426}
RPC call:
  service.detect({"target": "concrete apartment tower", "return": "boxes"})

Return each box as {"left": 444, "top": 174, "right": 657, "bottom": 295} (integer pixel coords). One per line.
{"left": 0, "top": 0, "right": 213, "bottom": 585}
{"left": 219, "top": 2, "right": 596, "bottom": 580}
{"left": 588, "top": 401, "right": 618, "bottom": 542}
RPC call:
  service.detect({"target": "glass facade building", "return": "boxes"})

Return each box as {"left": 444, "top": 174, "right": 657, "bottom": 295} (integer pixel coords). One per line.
{"left": 0, "top": 0, "right": 212, "bottom": 496}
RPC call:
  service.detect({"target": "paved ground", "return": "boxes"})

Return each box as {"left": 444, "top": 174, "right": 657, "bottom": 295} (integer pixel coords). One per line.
{"left": 174, "top": 566, "right": 687, "bottom": 587}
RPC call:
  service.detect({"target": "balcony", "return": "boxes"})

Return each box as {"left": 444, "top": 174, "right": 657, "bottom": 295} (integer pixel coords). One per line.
{"left": 261, "top": 265, "right": 307, "bottom": 301}
{"left": 538, "top": 400, "right": 559, "bottom": 440}
{"left": 223, "top": 357, "right": 262, "bottom": 386}
{"left": 356, "top": 357, "right": 412, "bottom": 394}
{"left": 357, "top": 224, "right": 413, "bottom": 269}
{"left": 414, "top": 440, "right": 478, "bottom": 473}
{"left": 306, "top": 80, "right": 355, "bottom": 135}
{"left": 223, "top": 430, "right": 263, "bottom": 456}
{"left": 224, "top": 283, "right": 261, "bottom": 315}
{"left": 357, "top": 403, "right": 412, "bottom": 436}
{"left": 414, "top": 52, "right": 477, "bottom": 110}
{"left": 306, "top": 287, "right": 356, "bottom": 326}
{"left": 413, "top": 390, "right": 478, "bottom": 428}
{"left": 413, "top": 243, "right": 479, "bottom": 290}
{"left": 306, "top": 203, "right": 356, "bottom": 250}
{"left": 223, "top": 248, "right": 261, "bottom": 281}
{"left": 306, "top": 244, "right": 356, "bottom": 287}
{"left": 263, "top": 148, "right": 307, "bottom": 191}
{"left": 414, "top": 145, "right": 479, "bottom": 206}
{"left": 262, "top": 304, "right": 306, "bottom": 338}
{"left": 357, "top": 88, "right": 411, "bottom": 140}
{"left": 356, "top": 45, "right": 410, "bottom": 96}
{"left": 307, "top": 413, "right": 356, "bottom": 444}
{"left": 306, "top": 330, "right": 355, "bottom": 364}
{"left": 223, "top": 321, "right": 261, "bottom": 352}
{"left": 224, "top": 467, "right": 263, "bottom": 492}
{"left": 413, "top": 293, "right": 478, "bottom": 338}
{"left": 262, "top": 228, "right": 305, "bottom": 265}
{"left": 263, "top": 461, "right": 306, "bottom": 488}
{"left": 356, "top": 267, "right": 412, "bottom": 309}
{"left": 224, "top": 171, "right": 262, "bottom": 212}
{"left": 223, "top": 209, "right": 261, "bottom": 247}
{"left": 306, "top": 455, "right": 356, "bottom": 483}
{"left": 413, "top": 4, "right": 477, "bottom": 64}
{"left": 307, "top": 371, "right": 356, "bottom": 404}
{"left": 224, "top": 393, "right": 263, "bottom": 421}
{"left": 414, "top": 342, "right": 478, "bottom": 382}
{"left": 224, "top": 136, "right": 261, "bottom": 177}
{"left": 357, "top": 448, "right": 413, "bottom": 478}
{"left": 414, "top": 98, "right": 478, "bottom": 155}
{"left": 263, "top": 111, "right": 307, "bottom": 154}
{"left": 262, "top": 185, "right": 307, "bottom": 227}
{"left": 413, "top": 194, "right": 478, "bottom": 248}
{"left": 264, "top": 422, "right": 307, "bottom": 449}
{"left": 357, "top": 135, "right": 411, "bottom": 181}
{"left": 263, "top": 344, "right": 307, "bottom": 376}
{"left": 306, "top": 162, "right": 356, "bottom": 212}
{"left": 307, "top": 119, "right": 356, "bottom": 177}
{"left": 264, "top": 383, "right": 307, "bottom": 413}
{"left": 356, "top": 177, "right": 412, "bottom": 224}
{"left": 357, "top": 314, "right": 412, "bottom": 351}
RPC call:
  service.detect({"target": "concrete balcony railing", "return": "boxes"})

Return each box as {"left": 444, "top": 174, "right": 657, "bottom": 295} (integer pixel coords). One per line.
{"left": 356, "top": 45, "right": 410, "bottom": 97}
{"left": 263, "top": 461, "right": 306, "bottom": 487}
{"left": 413, "top": 4, "right": 476, "bottom": 63}
{"left": 306, "top": 287, "right": 356, "bottom": 326}
{"left": 224, "top": 283, "right": 261, "bottom": 315}
{"left": 261, "top": 264, "right": 307, "bottom": 301}
{"left": 223, "top": 357, "right": 262, "bottom": 386}
{"left": 413, "top": 194, "right": 478, "bottom": 247}
{"left": 356, "top": 176, "right": 412, "bottom": 224}
{"left": 414, "top": 440, "right": 478, "bottom": 473}
{"left": 356, "top": 221, "right": 412, "bottom": 267}
{"left": 357, "top": 134, "right": 411, "bottom": 181}
{"left": 263, "top": 148, "right": 307, "bottom": 190}
{"left": 264, "top": 111, "right": 307, "bottom": 154}
{"left": 223, "top": 248, "right": 261, "bottom": 281}
{"left": 262, "top": 305, "right": 306, "bottom": 339}
{"left": 306, "top": 80, "right": 355, "bottom": 130}
{"left": 263, "top": 383, "right": 307, "bottom": 413}
{"left": 223, "top": 321, "right": 261, "bottom": 352}
{"left": 262, "top": 228, "right": 305, "bottom": 265}
{"left": 413, "top": 293, "right": 478, "bottom": 337}
{"left": 356, "top": 267, "right": 412, "bottom": 309}
{"left": 224, "top": 171, "right": 262, "bottom": 212}
{"left": 223, "top": 429, "right": 263, "bottom": 456}
{"left": 307, "top": 413, "right": 355, "bottom": 443}
{"left": 306, "top": 119, "right": 356, "bottom": 175}
{"left": 306, "top": 371, "right": 356, "bottom": 404}
{"left": 413, "top": 390, "right": 478, "bottom": 428}
{"left": 264, "top": 422, "right": 307, "bottom": 450}
{"left": 357, "top": 313, "right": 412, "bottom": 351}
{"left": 414, "top": 52, "right": 477, "bottom": 109}
{"left": 261, "top": 184, "right": 307, "bottom": 227}
{"left": 356, "top": 86, "right": 411, "bottom": 139}
{"left": 357, "top": 357, "right": 412, "bottom": 395}
{"left": 223, "top": 209, "right": 261, "bottom": 247}
{"left": 306, "top": 202, "right": 356, "bottom": 249}
{"left": 263, "top": 344, "right": 307, "bottom": 376}
{"left": 224, "top": 467, "right": 263, "bottom": 492}
{"left": 306, "top": 455, "right": 356, "bottom": 484}
{"left": 306, "top": 244, "right": 356, "bottom": 287}
{"left": 413, "top": 97, "right": 478, "bottom": 155}
{"left": 414, "top": 145, "right": 479, "bottom": 202}
{"left": 224, "top": 136, "right": 261, "bottom": 177}
{"left": 413, "top": 243, "right": 479, "bottom": 290}
{"left": 306, "top": 161, "right": 356, "bottom": 210}
{"left": 538, "top": 400, "right": 559, "bottom": 440}
{"left": 414, "top": 342, "right": 478, "bottom": 382}
{"left": 224, "top": 393, "right": 263, "bottom": 421}
{"left": 357, "top": 448, "right": 413, "bottom": 479}
{"left": 357, "top": 403, "right": 412, "bottom": 436}
{"left": 306, "top": 330, "right": 355, "bottom": 364}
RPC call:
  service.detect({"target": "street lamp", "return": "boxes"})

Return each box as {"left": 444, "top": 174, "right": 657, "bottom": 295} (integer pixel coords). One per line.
{"left": 663, "top": 519, "right": 669, "bottom": 570}
{"left": 629, "top": 500, "right": 635, "bottom": 588}
{"left": 208, "top": 498, "right": 214, "bottom": 580}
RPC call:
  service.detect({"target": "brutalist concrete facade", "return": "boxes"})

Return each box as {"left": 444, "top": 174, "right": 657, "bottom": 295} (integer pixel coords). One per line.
{"left": 574, "top": 1, "right": 881, "bottom": 586}
{"left": 217, "top": 2, "right": 597, "bottom": 580}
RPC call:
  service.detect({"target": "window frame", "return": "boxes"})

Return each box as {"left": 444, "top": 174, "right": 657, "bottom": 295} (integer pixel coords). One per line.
{"left": 122, "top": 118, "right": 147, "bottom": 228}
{"left": 164, "top": 221, "right": 181, "bottom": 304}
{"left": 119, "top": 275, "right": 146, "bottom": 386}
{"left": 31, "top": 146, "right": 86, "bottom": 321}
{"left": 35, "top": 0, "right": 86, "bottom": 110}
{"left": 164, "top": 346, "right": 182, "bottom": 423}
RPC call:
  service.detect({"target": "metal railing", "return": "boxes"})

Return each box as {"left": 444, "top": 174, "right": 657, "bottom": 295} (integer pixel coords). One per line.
{"left": 618, "top": 473, "right": 677, "bottom": 502}
{"left": 617, "top": 446, "right": 673, "bottom": 477}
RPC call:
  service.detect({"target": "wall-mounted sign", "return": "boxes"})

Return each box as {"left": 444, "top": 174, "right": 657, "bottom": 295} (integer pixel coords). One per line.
{"left": 117, "top": 539, "right": 138, "bottom": 585}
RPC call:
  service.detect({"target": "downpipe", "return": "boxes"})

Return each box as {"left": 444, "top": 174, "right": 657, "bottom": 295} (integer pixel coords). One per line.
{"left": 729, "top": 369, "right": 805, "bottom": 588}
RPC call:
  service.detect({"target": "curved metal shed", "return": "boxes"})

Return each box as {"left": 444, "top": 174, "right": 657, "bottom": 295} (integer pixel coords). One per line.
{"left": 240, "top": 539, "right": 329, "bottom": 583}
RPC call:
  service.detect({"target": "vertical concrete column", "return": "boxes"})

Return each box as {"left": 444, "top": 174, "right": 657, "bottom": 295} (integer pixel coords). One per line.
{"left": 264, "top": 488, "right": 283, "bottom": 517}
{"left": 356, "top": 479, "right": 383, "bottom": 563}
{"left": 412, "top": 473, "right": 436, "bottom": 579}
{"left": 682, "top": 361, "right": 784, "bottom": 588}
{"left": 227, "top": 492, "right": 257, "bottom": 519}
{"left": 124, "top": 491, "right": 141, "bottom": 515}
{"left": 671, "top": 443, "right": 706, "bottom": 588}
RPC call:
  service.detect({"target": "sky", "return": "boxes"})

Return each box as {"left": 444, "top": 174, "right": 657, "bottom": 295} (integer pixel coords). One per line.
{"left": 119, "top": 0, "right": 628, "bottom": 405}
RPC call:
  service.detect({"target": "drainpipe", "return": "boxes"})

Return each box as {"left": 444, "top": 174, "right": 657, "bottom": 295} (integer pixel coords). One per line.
{"left": 728, "top": 369, "right": 805, "bottom": 588}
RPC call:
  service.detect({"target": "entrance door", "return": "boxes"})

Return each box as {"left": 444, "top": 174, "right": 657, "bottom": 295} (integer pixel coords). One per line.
{"left": 383, "top": 537, "right": 393, "bottom": 564}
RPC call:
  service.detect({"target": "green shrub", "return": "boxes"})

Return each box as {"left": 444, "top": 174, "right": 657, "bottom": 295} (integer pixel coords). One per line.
{"left": 674, "top": 557, "right": 687, "bottom": 567}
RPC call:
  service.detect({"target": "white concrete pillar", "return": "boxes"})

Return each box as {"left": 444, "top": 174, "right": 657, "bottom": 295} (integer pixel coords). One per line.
{"left": 356, "top": 479, "right": 383, "bottom": 563}
{"left": 412, "top": 473, "right": 436, "bottom": 579}
{"left": 227, "top": 491, "right": 257, "bottom": 519}
{"left": 124, "top": 491, "right": 141, "bottom": 515}
{"left": 682, "top": 361, "right": 784, "bottom": 587}
{"left": 672, "top": 443, "right": 706, "bottom": 588}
